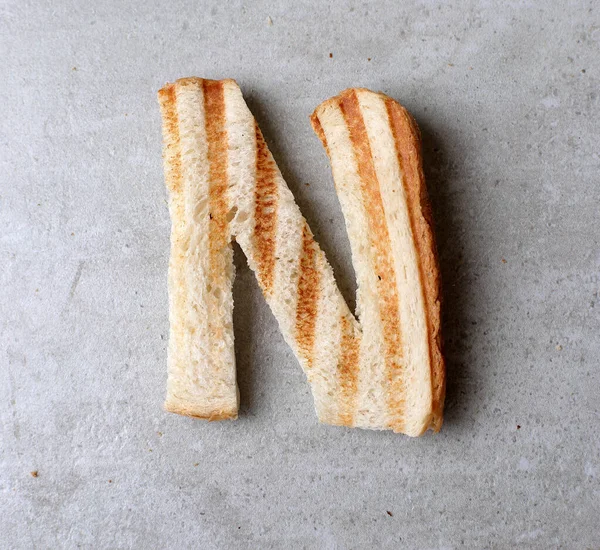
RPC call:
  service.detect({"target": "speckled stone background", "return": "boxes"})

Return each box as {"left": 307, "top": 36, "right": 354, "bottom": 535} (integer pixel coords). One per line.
{"left": 1, "top": 1, "right": 599, "bottom": 548}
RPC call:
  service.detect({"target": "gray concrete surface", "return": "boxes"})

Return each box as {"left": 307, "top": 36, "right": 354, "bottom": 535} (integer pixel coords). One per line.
{"left": 1, "top": 0, "right": 599, "bottom": 548}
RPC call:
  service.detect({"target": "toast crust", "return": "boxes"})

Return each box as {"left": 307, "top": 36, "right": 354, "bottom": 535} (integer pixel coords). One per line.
{"left": 164, "top": 400, "right": 238, "bottom": 421}
{"left": 384, "top": 99, "right": 445, "bottom": 431}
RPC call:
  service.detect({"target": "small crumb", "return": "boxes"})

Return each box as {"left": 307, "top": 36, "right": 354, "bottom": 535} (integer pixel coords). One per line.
{"left": 194, "top": 463, "right": 199, "bottom": 467}
{"left": 448, "top": 63, "right": 454, "bottom": 67}
{"left": 517, "top": 425, "right": 521, "bottom": 430}
{"left": 469, "top": 66, "right": 473, "bottom": 70}
{"left": 125, "top": 113, "right": 128, "bottom": 117}
{"left": 556, "top": 345, "right": 562, "bottom": 351}
{"left": 386, "top": 511, "right": 393, "bottom": 517}
{"left": 581, "top": 69, "right": 586, "bottom": 73}
{"left": 238, "top": 526, "right": 241, "bottom": 529}
{"left": 149, "top": 449, "right": 153, "bottom": 452}
{"left": 267, "top": 16, "right": 273, "bottom": 26}
{"left": 329, "top": 52, "right": 333, "bottom": 58}
{"left": 108, "top": 479, "right": 112, "bottom": 483}
{"left": 30, "top": 471, "right": 38, "bottom": 478}
{"left": 70, "top": 232, "right": 75, "bottom": 236}
{"left": 35, "top": 288, "right": 39, "bottom": 293}
{"left": 157, "top": 431, "right": 162, "bottom": 437}
{"left": 501, "top": 258, "right": 507, "bottom": 264}
{"left": 72, "top": 67, "right": 77, "bottom": 71}
{"left": 305, "top": 183, "right": 310, "bottom": 187}
{"left": 367, "top": 57, "right": 371, "bottom": 61}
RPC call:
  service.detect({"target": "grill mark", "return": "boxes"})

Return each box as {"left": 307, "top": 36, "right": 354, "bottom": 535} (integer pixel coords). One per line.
{"left": 385, "top": 99, "right": 444, "bottom": 430}
{"left": 309, "top": 115, "right": 329, "bottom": 156}
{"left": 254, "top": 123, "right": 279, "bottom": 294}
{"left": 337, "top": 314, "right": 360, "bottom": 426}
{"left": 339, "top": 90, "right": 405, "bottom": 431}
{"left": 203, "top": 79, "right": 230, "bottom": 345}
{"left": 158, "top": 85, "right": 184, "bottom": 194}
{"left": 158, "top": 84, "right": 188, "bottom": 372}
{"left": 295, "top": 223, "right": 320, "bottom": 369}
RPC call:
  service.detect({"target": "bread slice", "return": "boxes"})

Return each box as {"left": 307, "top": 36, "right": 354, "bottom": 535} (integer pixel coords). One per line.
{"left": 157, "top": 79, "right": 444, "bottom": 434}
{"left": 158, "top": 78, "right": 238, "bottom": 420}
{"left": 311, "top": 89, "right": 445, "bottom": 433}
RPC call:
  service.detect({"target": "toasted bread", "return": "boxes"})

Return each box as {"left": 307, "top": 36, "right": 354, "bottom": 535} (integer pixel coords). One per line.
{"left": 311, "top": 88, "right": 444, "bottom": 433}
{"left": 158, "top": 79, "right": 444, "bottom": 434}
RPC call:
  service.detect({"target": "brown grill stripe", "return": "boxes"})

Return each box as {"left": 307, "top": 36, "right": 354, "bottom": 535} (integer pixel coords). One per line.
{"left": 339, "top": 90, "right": 405, "bottom": 431}
{"left": 310, "top": 115, "right": 329, "bottom": 157}
{"left": 385, "top": 99, "right": 444, "bottom": 430}
{"left": 337, "top": 314, "right": 360, "bottom": 426}
{"left": 295, "top": 223, "right": 320, "bottom": 369}
{"left": 254, "top": 123, "right": 279, "bottom": 294}
{"left": 203, "top": 79, "right": 230, "bottom": 345}
{"left": 158, "top": 84, "right": 187, "bottom": 373}
{"left": 158, "top": 85, "right": 184, "bottom": 194}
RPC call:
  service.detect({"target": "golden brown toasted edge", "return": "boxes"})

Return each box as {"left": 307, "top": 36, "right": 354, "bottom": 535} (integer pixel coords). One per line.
{"left": 159, "top": 77, "right": 239, "bottom": 90}
{"left": 383, "top": 97, "right": 445, "bottom": 433}
{"left": 310, "top": 114, "right": 329, "bottom": 153}
{"left": 310, "top": 88, "right": 445, "bottom": 433}
{"left": 164, "top": 401, "right": 238, "bottom": 421}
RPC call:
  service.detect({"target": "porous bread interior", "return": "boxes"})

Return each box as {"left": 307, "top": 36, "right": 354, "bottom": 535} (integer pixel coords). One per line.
{"left": 161, "top": 79, "right": 238, "bottom": 419}
{"left": 309, "top": 100, "right": 389, "bottom": 429}
{"left": 224, "top": 84, "right": 356, "bottom": 425}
